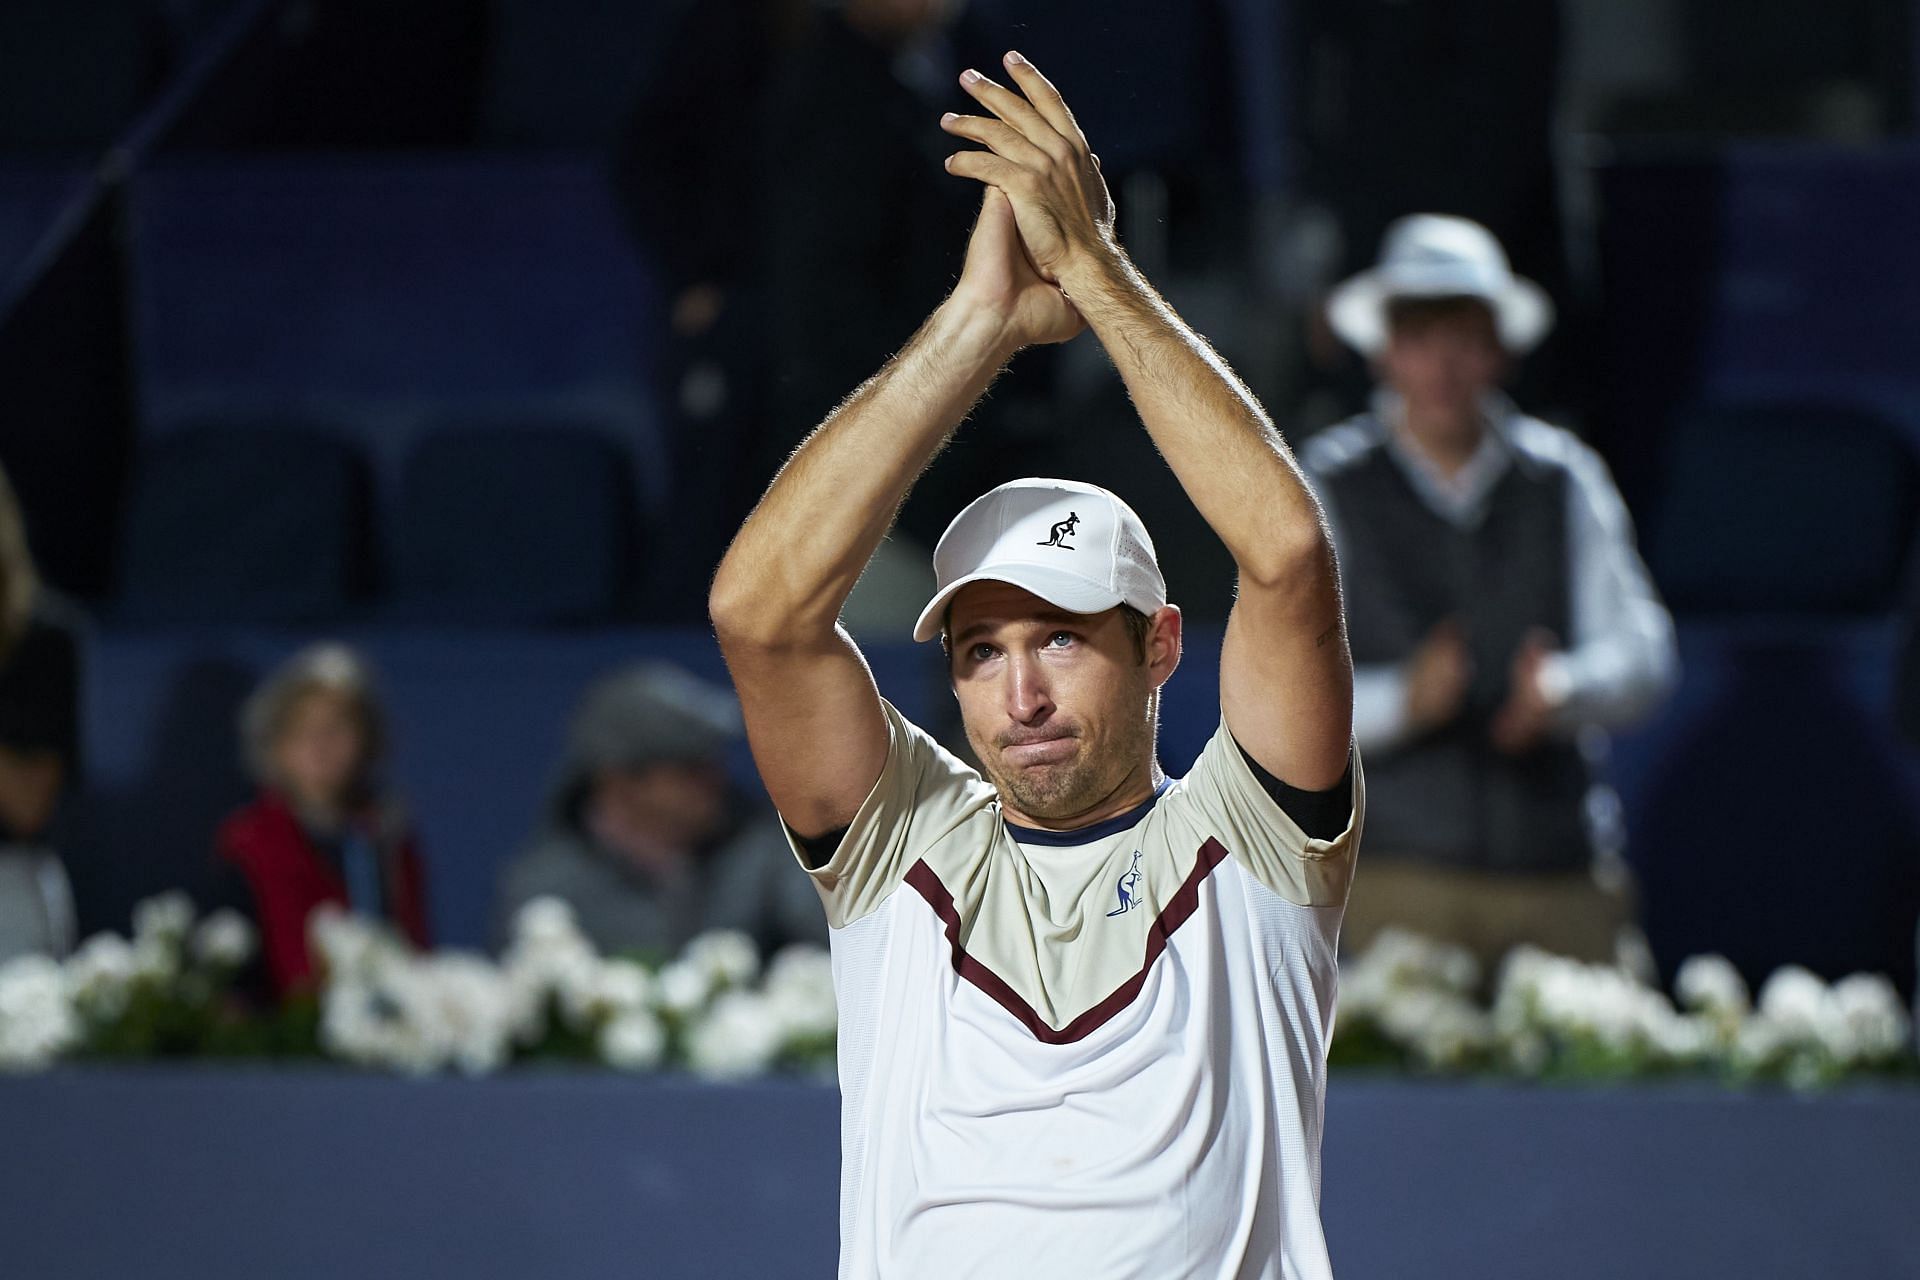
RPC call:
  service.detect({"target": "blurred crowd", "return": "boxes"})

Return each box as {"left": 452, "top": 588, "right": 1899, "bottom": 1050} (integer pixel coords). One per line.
{"left": 0, "top": 0, "right": 1915, "bottom": 1005}
{"left": 0, "top": 576, "right": 833, "bottom": 992}
{"left": 0, "top": 200, "right": 1705, "bottom": 1001}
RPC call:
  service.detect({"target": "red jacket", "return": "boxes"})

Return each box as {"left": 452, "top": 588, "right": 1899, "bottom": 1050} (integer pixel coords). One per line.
{"left": 215, "top": 792, "right": 431, "bottom": 996}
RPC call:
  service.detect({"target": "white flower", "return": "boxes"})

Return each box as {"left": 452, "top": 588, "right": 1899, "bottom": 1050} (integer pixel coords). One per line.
{"left": 132, "top": 891, "right": 195, "bottom": 945}
{"left": 1492, "top": 945, "right": 1570, "bottom": 1038}
{"left": 131, "top": 934, "right": 180, "bottom": 984}
{"left": 309, "top": 906, "right": 410, "bottom": 983}
{"left": 685, "top": 989, "right": 784, "bottom": 1080}
{"left": 191, "top": 909, "right": 257, "bottom": 969}
{"left": 499, "top": 899, "right": 611, "bottom": 1036}
{"left": 1653, "top": 1012, "right": 1714, "bottom": 1061}
{"left": 682, "top": 930, "right": 761, "bottom": 990}
{"left": 1732, "top": 1012, "right": 1790, "bottom": 1071}
{"left": 1492, "top": 947, "right": 1703, "bottom": 1067}
{"left": 321, "top": 979, "right": 413, "bottom": 1071}
{"left": 599, "top": 1009, "right": 668, "bottom": 1071}
{"left": 1335, "top": 955, "right": 1394, "bottom": 1023}
{"left": 64, "top": 933, "right": 138, "bottom": 1018}
{"left": 1829, "top": 973, "right": 1911, "bottom": 1064}
{"left": 1674, "top": 954, "right": 1750, "bottom": 1018}
{"left": 418, "top": 953, "right": 517, "bottom": 1076}
{"left": 656, "top": 959, "right": 714, "bottom": 1018}
{"left": 1347, "top": 928, "right": 1481, "bottom": 997}
{"left": 511, "top": 897, "right": 586, "bottom": 950}
{"left": 548, "top": 947, "right": 606, "bottom": 1029}
{"left": 1756, "top": 966, "right": 1832, "bottom": 1038}
{"left": 321, "top": 952, "right": 515, "bottom": 1076}
{"left": 588, "top": 960, "right": 657, "bottom": 1019}
{"left": 764, "top": 945, "right": 837, "bottom": 1042}
{"left": 0, "top": 955, "right": 79, "bottom": 1071}
{"left": 1373, "top": 987, "right": 1493, "bottom": 1069}
{"left": 504, "top": 934, "right": 601, "bottom": 1033}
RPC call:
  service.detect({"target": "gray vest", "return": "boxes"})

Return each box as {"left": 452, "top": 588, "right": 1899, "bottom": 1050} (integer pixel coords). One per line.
{"left": 1323, "top": 428, "right": 1591, "bottom": 872}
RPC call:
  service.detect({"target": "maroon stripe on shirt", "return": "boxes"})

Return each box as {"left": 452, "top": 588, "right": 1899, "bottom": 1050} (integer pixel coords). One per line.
{"left": 903, "top": 837, "right": 1232, "bottom": 1045}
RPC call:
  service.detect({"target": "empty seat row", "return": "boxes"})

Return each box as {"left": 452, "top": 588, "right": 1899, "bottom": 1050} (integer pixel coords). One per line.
{"left": 1643, "top": 401, "right": 1918, "bottom": 617}
{"left": 117, "top": 422, "right": 644, "bottom": 626}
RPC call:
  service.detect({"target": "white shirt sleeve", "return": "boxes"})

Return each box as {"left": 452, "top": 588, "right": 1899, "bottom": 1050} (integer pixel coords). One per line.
{"left": 779, "top": 699, "right": 997, "bottom": 929}
{"left": 1351, "top": 664, "right": 1416, "bottom": 753}
{"left": 1305, "top": 441, "right": 1420, "bottom": 754}
{"left": 1536, "top": 440, "right": 1679, "bottom": 732}
{"left": 1180, "top": 720, "right": 1364, "bottom": 908}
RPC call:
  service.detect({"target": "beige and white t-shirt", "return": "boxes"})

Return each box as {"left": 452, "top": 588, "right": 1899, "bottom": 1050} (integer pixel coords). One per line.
{"left": 791, "top": 700, "right": 1364, "bottom": 1280}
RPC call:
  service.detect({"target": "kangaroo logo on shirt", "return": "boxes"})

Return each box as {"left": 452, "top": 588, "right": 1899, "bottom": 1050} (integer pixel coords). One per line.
{"left": 1105, "top": 850, "right": 1145, "bottom": 917}
{"left": 1037, "top": 511, "right": 1080, "bottom": 549}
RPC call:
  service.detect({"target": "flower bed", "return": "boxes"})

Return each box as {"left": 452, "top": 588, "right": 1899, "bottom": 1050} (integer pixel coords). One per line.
{"left": 2, "top": 896, "right": 1914, "bottom": 1088}
{"left": 1332, "top": 928, "right": 1917, "bottom": 1089}
{"left": 0, "top": 894, "right": 835, "bottom": 1079}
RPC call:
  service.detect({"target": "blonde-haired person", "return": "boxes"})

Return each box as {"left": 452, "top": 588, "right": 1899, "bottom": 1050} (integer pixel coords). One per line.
{"left": 0, "top": 464, "right": 83, "bottom": 962}
{"left": 216, "top": 643, "right": 429, "bottom": 994}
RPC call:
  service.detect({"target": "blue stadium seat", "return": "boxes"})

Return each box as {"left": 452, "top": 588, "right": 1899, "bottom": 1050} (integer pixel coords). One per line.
{"left": 390, "top": 425, "right": 636, "bottom": 625}
{"left": 1645, "top": 402, "right": 1918, "bottom": 616}
{"left": 128, "top": 157, "right": 669, "bottom": 490}
{"left": 1611, "top": 620, "right": 1920, "bottom": 999}
{"left": 117, "top": 424, "right": 375, "bottom": 624}
{"left": 1624, "top": 403, "right": 1920, "bottom": 994}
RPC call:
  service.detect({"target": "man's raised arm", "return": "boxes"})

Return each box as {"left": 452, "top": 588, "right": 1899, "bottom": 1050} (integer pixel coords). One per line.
{"left": 942, "top": 54, "right": 1352, "bottom": 791}
{"left": 709, "top": 191, "right": 1083, "bottom": 837}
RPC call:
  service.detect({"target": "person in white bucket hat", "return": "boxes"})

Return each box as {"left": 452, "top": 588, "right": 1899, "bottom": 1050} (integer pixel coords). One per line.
{"left": 1324, "top": 212, "right": 1553, "bottom": 358}
{"left": 1302, "top": 213, "right": 1677, "bottom": 972}
{"left": 712, "top": 53, "right": 1360, "bottom": 1280}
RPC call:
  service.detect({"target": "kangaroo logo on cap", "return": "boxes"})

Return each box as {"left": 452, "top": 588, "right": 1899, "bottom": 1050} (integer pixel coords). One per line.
{"left": 1037, "top": 511, "right": 1080, "bottom": 550}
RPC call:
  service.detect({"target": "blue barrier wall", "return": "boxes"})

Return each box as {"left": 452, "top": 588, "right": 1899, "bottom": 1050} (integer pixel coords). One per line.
{"left": 0, "top": 1071, "right": 1914, "bottom": 1280}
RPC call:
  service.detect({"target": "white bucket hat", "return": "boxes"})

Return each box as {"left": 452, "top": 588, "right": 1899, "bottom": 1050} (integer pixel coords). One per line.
{"left": 1326, "top": 214, "right": 1554, "bottom": 356}
{"left": 912, "top": 478, "right": 1167, "bottom": 643}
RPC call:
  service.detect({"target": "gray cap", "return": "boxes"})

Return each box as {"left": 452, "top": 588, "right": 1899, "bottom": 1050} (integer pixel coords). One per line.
{"left": 565, "top": 663, "right": 743, "bottom": 774}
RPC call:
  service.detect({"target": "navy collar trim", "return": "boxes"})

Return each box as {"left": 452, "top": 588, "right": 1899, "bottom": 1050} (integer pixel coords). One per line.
{"left": 1003, "top": 778, "right": 1172, "bottom": 847}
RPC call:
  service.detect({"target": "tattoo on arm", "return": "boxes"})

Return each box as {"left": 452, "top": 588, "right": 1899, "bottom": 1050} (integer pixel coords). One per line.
{"left": 1314, "top": 622, "right": 1339, "bottom": 648}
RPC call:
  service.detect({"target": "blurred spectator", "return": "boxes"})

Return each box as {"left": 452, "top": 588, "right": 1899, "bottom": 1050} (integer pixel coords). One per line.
{"left": 1292, "top": 0, "right": 1573, "bottom": 412}
{"left": 609, "top": 0, "right": 806, "bottom": 617}
{"left": 496, "top": 663, "right": 823, "bottom": 958}
{"left": 611, "top": 0, "right": 803, "bottom": 348}
{"left": 1302, "top": 215, "right": 1676, "bottom": 970}
{"left": 216, "top": 644, "right": 429, "bottom": 995}
{"left": 0, "top": 465, "right": 82, "bottom": 963}
{"left": 758, "top": 0, "right": 987, "bottom": 548}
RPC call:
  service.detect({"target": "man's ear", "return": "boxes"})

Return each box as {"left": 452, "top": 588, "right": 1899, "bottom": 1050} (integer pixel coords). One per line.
{"left": 1148, "top": 604, "right": 1182, "bottom": 690}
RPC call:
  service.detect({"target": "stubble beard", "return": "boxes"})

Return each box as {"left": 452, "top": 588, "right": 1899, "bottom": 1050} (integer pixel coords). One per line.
{"left": 971, "top": 689, "right": 1158, "bottom": 824}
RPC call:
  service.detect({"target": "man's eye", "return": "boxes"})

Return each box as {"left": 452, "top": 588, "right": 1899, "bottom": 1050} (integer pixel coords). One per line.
{"left": 1047, "top": 631, "right": 1074, "bottom": 648}
{"left": 970, "top": 644, "right": 996, "bottom": 662}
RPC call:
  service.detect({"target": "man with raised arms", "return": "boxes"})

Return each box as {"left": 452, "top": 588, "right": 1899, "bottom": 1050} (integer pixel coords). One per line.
{"left": 709, "top": 51, "right": 1363, "bottom": 1280}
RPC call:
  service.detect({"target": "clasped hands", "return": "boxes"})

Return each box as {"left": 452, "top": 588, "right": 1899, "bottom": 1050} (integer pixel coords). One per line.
{"left": 939, "top": 51, "right": 1118, "bottom": 352}
{"left": 1408, "top": 621, "right": 1566, "bottom": 756}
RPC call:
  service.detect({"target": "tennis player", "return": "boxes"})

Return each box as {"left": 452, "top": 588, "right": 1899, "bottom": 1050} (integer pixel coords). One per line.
{"left": 710, "top": 51, "right": 1363, "bottom": 1280}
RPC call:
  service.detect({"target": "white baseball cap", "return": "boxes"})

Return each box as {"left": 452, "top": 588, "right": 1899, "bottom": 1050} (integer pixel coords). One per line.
{"left": 1326, "top": 213, "right": 1554, "bottom": 356}
{"left": 912, "top": 478, "right": 1167, "bottom": 643}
